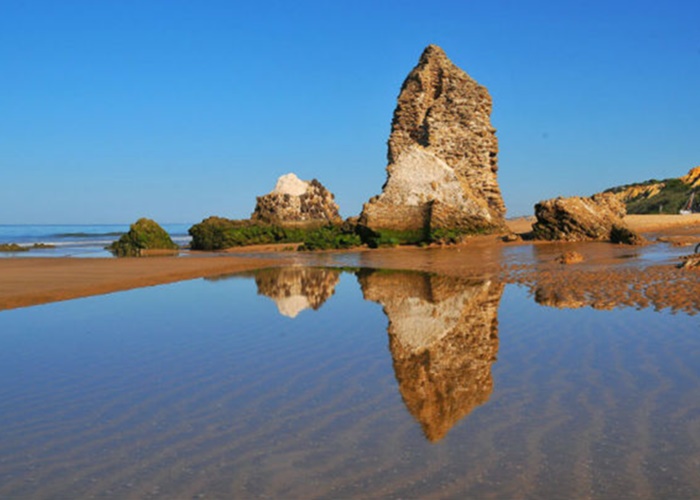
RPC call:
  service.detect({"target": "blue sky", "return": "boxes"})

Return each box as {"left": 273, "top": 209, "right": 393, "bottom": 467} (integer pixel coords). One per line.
{"left": 2, "top": 0, "right": 698, "bottom": 224}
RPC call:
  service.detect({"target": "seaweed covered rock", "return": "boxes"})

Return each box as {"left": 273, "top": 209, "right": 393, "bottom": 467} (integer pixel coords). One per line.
{"left": 359, "top": 44, "right": 506, "bottom": 243}
{"left": 188, "top": 216, "right": 360, "bottom": 251}
{"left": 0, "top": 243, "right": 29, "bottom": 252}
{"left": 108, "top": 218, "right": 179, "bottom": 257}
{"left": 532, "top": 193, "right": 645, "bottom": 245}
{"left": 252, "top": 173, "right": 342, "bottom": 228}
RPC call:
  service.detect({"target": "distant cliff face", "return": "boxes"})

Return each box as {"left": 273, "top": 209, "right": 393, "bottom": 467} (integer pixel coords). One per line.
{"left": 359, "top": 45, "right": 505, "bottom": 236}
{"left": 358, "top": 270, "right": 503, "bottom": 442}
{"left": 252, "top": 173, "right": 342, "bottom": 227}
{"left": 602, "top": 166, "right": 700, "bottom": 214}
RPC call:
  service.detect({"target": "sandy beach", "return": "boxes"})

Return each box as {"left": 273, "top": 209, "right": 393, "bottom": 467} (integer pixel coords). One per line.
{"left": 1, "top": 214, "right": 699, "bottom": 312}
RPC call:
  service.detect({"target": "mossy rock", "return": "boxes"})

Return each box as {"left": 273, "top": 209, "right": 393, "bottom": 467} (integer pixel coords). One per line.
{"left": 108, "top": 218, "right": 179, "bottom": 257}
{"left": 356, "top": 226, "right": 428, "bottom": 248}
{"left": 189, "top": 217, "right": 362, "bottom": 251}
{"left": 357, "top": 224, "right": 496, "bottom": 248}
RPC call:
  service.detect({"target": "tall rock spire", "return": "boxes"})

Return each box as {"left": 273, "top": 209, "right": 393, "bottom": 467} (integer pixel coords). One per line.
{"left": 360, "top": 45, "right": 506, "bottom": 237}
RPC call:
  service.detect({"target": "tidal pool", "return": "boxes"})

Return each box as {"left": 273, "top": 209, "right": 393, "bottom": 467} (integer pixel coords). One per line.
{"left": 0, "top": 267, "right": 698, "bottom": 499}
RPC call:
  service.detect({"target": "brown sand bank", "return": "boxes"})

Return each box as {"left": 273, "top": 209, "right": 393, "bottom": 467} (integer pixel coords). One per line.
{"left": 0, "top": 256, "right": 284, "bottom": 311}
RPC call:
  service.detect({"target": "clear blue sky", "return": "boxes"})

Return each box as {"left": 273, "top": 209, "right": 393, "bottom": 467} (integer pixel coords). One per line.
{"left": 2, "top": 0, "right": 698, "bottom": 224}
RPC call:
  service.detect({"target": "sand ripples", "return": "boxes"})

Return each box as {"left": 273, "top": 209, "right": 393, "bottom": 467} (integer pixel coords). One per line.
{"left": 1, "top": 274, "right": 699, "bottom": 498}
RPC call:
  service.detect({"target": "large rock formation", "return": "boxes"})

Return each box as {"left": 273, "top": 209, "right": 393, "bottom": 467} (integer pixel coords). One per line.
{"left": 252, "top": 173, "right": 342, "bottom": 228}
{"left": 359, "top": 44, "right": 506, "bottom": 238}
{"left": 532, "top": 193, "right": 644, "bottom": 244}
{"left": 254, "top": 267, "right": 341, "bottom": 318}
{"left": 358, "top": 270, "right": 503, "bottom": 442}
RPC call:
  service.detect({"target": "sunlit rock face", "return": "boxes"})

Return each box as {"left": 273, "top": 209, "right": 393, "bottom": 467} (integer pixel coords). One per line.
{"left": 252, "top": 173, "right": 342, "bottom": 228}
{"left": 532, "top": 193, "right": 644, "bottom": 244}
{"left": 359, "top": 44, "right": 506, "bottom": 234}
{"left": 254, "top": 267, "right": 341, "bottom": 318}
{"left": 357, "top": 270, "right": 504, "bottom": 441}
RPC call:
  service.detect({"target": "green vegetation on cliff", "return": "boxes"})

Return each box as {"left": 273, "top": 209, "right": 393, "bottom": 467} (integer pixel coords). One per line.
{"left": 604, "top": 174, "right": 698, "bottom": 215}
{"left": 108, "top": 218, "right": 179, "bottom": 257}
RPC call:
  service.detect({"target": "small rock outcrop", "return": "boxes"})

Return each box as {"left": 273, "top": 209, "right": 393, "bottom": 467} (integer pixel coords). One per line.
{"left": 108, "top": 218, "right": 179, "bottom": 257}
{"left": 359, "top": 44, "right": 506, "bottom": 238}
{"left": 0, "top": 243, "right": 28, "bottom": 253}
{"left": 254, "top": 267, "right": 341, "bottom": 318}
{"left": 252, "top": 173, "right": 342, "bottom": 228}
{"left": 556, "top": 251, "right": 584, "bottom": 265}
{"left": 532, "top": 193, "right": 645, "bottom": 244}
{"left": 358, "top": 270, "right": 503, "bottom": 442}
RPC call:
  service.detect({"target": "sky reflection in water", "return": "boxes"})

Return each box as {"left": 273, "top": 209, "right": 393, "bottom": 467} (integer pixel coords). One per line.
{"left": 0, "top": 268, "right": 699, "bottom": 499}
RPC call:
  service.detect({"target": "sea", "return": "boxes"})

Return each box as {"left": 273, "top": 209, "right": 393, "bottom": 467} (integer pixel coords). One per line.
{"left": 0, "top": 224, "right": 192, "bottom": 257}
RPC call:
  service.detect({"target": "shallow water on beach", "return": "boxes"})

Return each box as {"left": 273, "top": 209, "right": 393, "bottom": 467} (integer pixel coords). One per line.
{"left": 0, "top": 268, "right": 699, "bottom": 499}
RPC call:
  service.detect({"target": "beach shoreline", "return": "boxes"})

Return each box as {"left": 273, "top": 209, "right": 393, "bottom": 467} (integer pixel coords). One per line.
{"left": 1, "top": 214, "right": 698, "bottom": 312}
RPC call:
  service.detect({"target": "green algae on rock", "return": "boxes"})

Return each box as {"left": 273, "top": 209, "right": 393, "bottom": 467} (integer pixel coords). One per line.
{"left": 108, "top": 218, "right": 179, "bottom": 257}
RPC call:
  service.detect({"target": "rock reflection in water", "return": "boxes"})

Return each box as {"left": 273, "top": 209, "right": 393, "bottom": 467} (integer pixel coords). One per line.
{"left": 254, "top": 267, "right": 341, "bottom": 318}
{"left": 358, "top": 270, "right": 504, "bottom": 442}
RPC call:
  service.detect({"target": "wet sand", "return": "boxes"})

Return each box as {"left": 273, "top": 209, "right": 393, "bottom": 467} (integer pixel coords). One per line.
{"left": 1, "top": 214, "right": 698, "bottom": 312}
{"left": 0, "top": 256, "right": 285, "bottom": 311}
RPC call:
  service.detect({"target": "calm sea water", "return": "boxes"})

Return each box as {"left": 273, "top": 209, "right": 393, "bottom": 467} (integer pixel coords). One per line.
{"left": 0, "top": 268, "right": 699, "bottom": 499}
{"left": 0, "top": 224, "right": 192, "bottom": 257}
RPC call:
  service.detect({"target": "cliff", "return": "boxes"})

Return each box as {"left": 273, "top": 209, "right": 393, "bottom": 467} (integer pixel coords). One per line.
{"left": 602, "top": 166, "right": 700, "bottom": 214}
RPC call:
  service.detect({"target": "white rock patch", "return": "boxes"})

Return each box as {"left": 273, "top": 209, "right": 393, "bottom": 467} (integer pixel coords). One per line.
{"left": 272, "top": 173, "right": 309, "bottom": 196}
